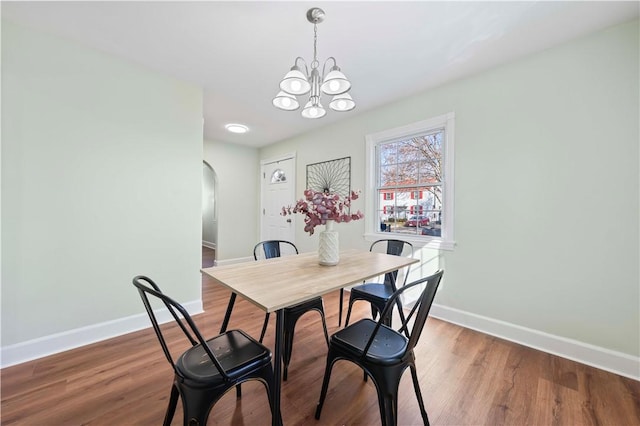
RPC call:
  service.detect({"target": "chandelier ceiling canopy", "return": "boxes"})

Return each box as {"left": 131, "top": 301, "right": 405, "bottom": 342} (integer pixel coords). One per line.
{"left": 273, "top": 7, "right": 356, "bottom": 119}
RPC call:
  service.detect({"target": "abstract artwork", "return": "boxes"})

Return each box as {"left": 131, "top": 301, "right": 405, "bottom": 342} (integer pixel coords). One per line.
{"left": 306, "top": 156, "right": 351, "bottom": 198}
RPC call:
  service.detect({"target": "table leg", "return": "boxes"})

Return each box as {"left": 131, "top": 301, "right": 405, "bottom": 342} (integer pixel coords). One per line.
{"left": 272, "top": 309, "right": 284, "bottom": 426}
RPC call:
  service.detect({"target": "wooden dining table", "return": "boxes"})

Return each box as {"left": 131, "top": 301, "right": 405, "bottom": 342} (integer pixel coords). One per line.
{"left": 201, "top": 248, "right": 419, "bottom": 426}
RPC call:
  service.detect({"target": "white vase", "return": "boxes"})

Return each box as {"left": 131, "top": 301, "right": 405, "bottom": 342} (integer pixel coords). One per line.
{"left": 318, "top": 220, "right": 339, "bottom": 266}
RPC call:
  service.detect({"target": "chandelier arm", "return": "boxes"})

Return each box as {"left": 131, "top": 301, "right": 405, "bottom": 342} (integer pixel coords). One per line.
{"left": 294, "top": 57, "right": 310, "bottom": 77}
{"left": 322, "top": 57, "right": 338, "bottom": 79}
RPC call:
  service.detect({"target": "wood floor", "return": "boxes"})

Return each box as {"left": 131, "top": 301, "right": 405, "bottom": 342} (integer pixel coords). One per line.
{"left": 2, "top": 247, "right": 639, "bottom": 425}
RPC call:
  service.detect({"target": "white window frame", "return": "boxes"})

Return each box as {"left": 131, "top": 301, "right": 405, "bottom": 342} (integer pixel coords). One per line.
{"left": 364, "top": 112, "right": 455, "bottom": 250}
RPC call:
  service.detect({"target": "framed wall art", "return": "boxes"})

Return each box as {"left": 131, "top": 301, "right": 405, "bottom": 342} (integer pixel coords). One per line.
{"left": 306, "top": 156, "right": 351, "bottom": 198}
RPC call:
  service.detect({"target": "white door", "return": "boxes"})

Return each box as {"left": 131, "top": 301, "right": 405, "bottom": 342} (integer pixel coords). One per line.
{"left": 261, "top": 155, "right": 296, "bottom": 243}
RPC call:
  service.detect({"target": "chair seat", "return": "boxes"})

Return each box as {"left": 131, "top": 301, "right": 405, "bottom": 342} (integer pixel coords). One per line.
{"left": 177, "top": 329, "right": 272, "bottom": 383}
{"left": 350, "top": 282, "right": 394, "bottom": 301}
{"left": 331, "top": 318, "right": 407, "bottom": 365}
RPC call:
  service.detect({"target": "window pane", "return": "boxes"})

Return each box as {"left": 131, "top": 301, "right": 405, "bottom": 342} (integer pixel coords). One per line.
{"left": 396, "top": 140, "right": 419, "bottom": 164}
{"left": 270, "top": 168, "right": 287, "bottom": 183}
{"left": 379, "top": 143, "right": 396, "bottom": 167}
{"left": 378, "top": 185, "right": 443, "bottom": 237}
{"left": 380, "top": 164, "right": 398, "bottom": 187}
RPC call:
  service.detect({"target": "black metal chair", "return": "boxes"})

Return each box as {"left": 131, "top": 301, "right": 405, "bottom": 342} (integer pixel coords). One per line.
{"left": 255, "top": 240, "right": 330, "bottom": 381}
{"left": 132, "top": 275, "right": 277, "bottom": 426}
{"left": 343, "top": 239, "right": 414, "bottom": 327}
{"left": 315, "top": 270, "right": 444, "bottom": 426}
{"left": 219, "top": 240, "right": 329, "bottom": 381}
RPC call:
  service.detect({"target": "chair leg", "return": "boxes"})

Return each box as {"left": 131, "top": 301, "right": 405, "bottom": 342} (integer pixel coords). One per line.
{"left": 370, "top": 366, "right": 403, "bottom": 426}
{"left": 314, "top": 354, "right": 336, "bottom": 420}
{"left": 371, "top": 305, "right": 379, "bottom": 321}
{"left": 283, "top": 307, "right": 329, "bottom": 381}
{"left": 180, "top": 387, "right": 215, "bottom": 426}
{"left": 163, "top": 384, "right": 179, "bottom": 426}
{"left": 410, "top": 364, "right": 430, "bottom": 426}
{"left": 346, "top": 295, "right": 386, "bottom": 327}
{"left": 259, "top": 312, "right": 270, "bottom": 343}
{"left": 319, "top": 308, "right": 330, "bottom": 347}
{"left": 282, "top": 326, "right": 293, "bottom": 382}
{"left": 378, "top": 392, "right": 399, "bottom": 426}
{"left": 344, "top": 295, "right": 355, "bottom": 327}
{"left": 257, "top": 363, "right": 281, "bottom": 426}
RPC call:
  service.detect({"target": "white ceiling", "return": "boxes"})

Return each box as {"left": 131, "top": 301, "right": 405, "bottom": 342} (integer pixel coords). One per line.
{"left": 2, "top": 1, "right": 638, "bottom": 147}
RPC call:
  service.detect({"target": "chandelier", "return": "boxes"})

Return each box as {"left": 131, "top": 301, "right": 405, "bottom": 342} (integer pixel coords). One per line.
{"left": 272, "top": 7, "right": 356, "bottom": 119}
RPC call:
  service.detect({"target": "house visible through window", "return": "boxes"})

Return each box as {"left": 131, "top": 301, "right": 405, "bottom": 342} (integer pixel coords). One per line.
{"left": 365, "top": 113, "right": 455, "bottom": 249}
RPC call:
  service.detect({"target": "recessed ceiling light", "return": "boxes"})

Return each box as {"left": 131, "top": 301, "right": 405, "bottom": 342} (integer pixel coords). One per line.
{"left": 225, "top": 123, "right": 249, "bottom": 134}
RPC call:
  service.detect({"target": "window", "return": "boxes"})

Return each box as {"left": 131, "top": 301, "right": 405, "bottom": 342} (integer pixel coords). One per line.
{"left": 409, "top": 205, "right": 424, "bottom": 215}
{"left": 270, "top": 168, "right": 287, "bottom": 183}
{"left": 365, "top": 113, "right": 455, "bottom": 250}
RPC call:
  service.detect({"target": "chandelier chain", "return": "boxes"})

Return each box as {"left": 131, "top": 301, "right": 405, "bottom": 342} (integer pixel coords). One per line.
{"left": 312, "top": 23, "right": 319, "bottom": 70}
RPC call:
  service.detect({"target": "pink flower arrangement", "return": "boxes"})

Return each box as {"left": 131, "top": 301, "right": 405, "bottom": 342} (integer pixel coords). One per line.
{"left": 281, "top": 189, "right": 364, "bottom": 235}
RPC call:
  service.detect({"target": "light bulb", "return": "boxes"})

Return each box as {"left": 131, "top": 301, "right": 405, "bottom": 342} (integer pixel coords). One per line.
{"left": 337, "top": 100, "right": 346, "bottom": 109}
{"left": 291, "top": 81, "right": 301, "bottom": 92}
{"left": 281, "top": 97, "right": 291, "bottom": 107}
{"left": 225, "top": 123, "right": 249, "bottom": 134}
{"left": 329, "top": 80, "right": 340, "bottom": 92}
{"left": 302, "top": 100, "right": 326, "bottom": 118}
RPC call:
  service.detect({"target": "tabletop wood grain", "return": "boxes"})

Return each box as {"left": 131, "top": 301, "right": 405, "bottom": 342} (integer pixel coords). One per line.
{"left": 201, "top": 249, "right": 418, "bottom": 312}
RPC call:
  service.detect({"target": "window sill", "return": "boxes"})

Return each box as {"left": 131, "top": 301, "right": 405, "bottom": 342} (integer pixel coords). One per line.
{"left": 364, "top": 232, "right": 455, "bottom": 251}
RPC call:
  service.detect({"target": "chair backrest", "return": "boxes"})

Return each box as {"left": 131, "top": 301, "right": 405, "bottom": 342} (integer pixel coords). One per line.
{"left": 253, "top": 240, "right": 298, "bottom": 260}
{"left": 369, "top": 239, "right": 414, "bottom": 287}
{"left": 132, "top": 275, "right": 230, "bottom": 380}
{"left": 361, "top": 270, "right": 444, "bottom": 357}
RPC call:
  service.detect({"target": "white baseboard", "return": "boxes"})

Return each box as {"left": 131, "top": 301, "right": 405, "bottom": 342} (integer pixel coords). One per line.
{"left": 0, "top": 300, "right": 203, "bottom": 369}
{"left": 429, "top": 303, "right": 640, "bottom": 381}
{"left": 5, "top": 296, "right": 638, "bottom": 381}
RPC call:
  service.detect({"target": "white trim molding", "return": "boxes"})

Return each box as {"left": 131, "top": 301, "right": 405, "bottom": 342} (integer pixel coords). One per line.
{"left": 1, "top": 300, "right": 203, "bottom": 369}
{"left": 430, "top": 303, "right": 640, "bottom": 381}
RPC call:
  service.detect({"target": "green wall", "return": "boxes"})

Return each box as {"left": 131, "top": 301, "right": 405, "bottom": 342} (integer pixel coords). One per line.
{"left": 1, "top": 20, "right": 203, "bottom": 347}
{"left": 260, "top": 19, "right": 639, "bottom": 357}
